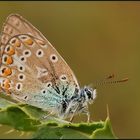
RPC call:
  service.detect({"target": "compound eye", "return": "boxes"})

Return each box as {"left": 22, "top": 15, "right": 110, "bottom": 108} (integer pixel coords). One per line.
{"left": 85, "top": 87, "right": 93, "bottom": 93}
{"left": 84, "top": 88, "right": 88, "bottom": 92}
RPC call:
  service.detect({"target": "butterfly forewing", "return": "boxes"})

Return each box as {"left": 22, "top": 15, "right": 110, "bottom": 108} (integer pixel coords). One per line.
{"left": 0, "top": 14, "right": 80, "bottom": 110}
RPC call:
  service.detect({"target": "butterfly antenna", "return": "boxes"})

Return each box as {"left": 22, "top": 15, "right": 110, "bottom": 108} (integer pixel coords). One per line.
{"left": 105, "top": 74, "right": 115, "bottom": 80}
{"left": 94, "top": 77, "right": 128, "bottom": 88}
{"left": 92, "top": 74, "right": 115, "bottom": 86}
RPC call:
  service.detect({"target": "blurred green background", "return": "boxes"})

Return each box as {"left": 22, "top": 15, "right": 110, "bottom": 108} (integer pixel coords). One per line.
{"left": 0, "top": 1, "right": 139, "bottom": 139}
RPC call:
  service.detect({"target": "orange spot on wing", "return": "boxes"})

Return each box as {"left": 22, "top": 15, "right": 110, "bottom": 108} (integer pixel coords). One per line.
{"left": 10, "top": 38, "right": 21, "bottom": 48}
{"left": 6, "top": 56, "right": 13, "bottom": 65}
{"left": 9, "top": 47, "right": 15, "bottom": 55}
{"left": 6, "top": 46, "right": 15, "bottom": 55}
{"left": 25, "top": 39, "right": 33, "bottom": 45}
{"left": 3, "top": 79, "right": 11, "bottom": 90}
{"left": 2, "top": 67, "right": 12, "bottom": 76}
{"left": 14, "top": 40, "right": 21, "bottom": 47}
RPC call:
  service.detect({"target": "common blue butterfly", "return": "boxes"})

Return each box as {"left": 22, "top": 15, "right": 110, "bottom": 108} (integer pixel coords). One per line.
{"left": 0, "top": 14, "right": 127, "bottom": 123}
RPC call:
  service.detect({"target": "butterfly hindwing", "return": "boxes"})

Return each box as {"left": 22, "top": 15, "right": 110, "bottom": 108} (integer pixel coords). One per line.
{"left": 0, "top": 14, "right": 80, "bottom": 111}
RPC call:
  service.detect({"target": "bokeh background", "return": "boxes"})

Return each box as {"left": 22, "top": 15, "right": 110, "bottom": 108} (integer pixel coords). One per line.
{"left": 0, "top": 1, "right": 139, "bottom": 138}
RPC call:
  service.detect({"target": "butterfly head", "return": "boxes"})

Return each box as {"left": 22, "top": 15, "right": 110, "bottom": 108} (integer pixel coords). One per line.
{"left": 80, "top": 86, "right": 97, "bottom": 104}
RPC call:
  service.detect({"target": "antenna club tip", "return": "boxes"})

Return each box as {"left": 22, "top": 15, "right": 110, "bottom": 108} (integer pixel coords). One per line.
{"left": 121, "top": 78, "right": 129, "bottom": 82}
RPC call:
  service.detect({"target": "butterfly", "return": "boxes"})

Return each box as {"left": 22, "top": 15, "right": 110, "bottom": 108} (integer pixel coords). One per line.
{"left": 0, "top": 14, "right": 97, "bottom": 123}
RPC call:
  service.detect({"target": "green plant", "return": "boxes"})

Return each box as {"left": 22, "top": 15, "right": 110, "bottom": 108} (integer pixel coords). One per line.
{"left": 0, "top": 97, "right": 116, "bottom": 139}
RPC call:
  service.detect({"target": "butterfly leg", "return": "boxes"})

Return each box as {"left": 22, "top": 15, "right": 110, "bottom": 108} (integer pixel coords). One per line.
{"left": 80, "top": 106, "right": 91, "bottom": 123}
{"left": 69, "top": 115, "right": 75, "bottom": 123}
{"left": 86, "top": 112, "right": 90, "bottom": 123}
{"left": 40, "top": 113, "right": 70, "bottom": 124}
{"left": 52, "top": 117, "right": 71, "bottom": 124}
{"left": 69, "top": 104, "right": 80, "bottom": 123}
{"left": 40, "top": 111, "right": 54, "bottom": 121}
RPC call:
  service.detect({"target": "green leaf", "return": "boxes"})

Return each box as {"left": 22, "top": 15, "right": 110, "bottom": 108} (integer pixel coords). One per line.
{"left": 91, "top": 117, "right": 117, "bottom": 139}
{"left": 0, "top": 97, "right": 15, "bottom": 109}
{"left": 32, "top": 123, "right": 90, "bottom": 139}
{"left": 0, "top": 98, "right": 116, "bottom": 139}
{"left": 32, "top": 117, "right": 116, "bottom": 139}
{"left": 0, "top": 106, "right": 40, "bottom": 131}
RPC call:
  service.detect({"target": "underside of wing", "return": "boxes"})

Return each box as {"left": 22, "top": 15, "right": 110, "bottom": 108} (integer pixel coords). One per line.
{"left": 0, "top": 14, "right": 80, "bottom": 110}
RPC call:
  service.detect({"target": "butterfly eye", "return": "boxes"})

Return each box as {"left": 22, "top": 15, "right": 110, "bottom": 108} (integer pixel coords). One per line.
{"left": 84, "top": 88, "right": 88, "bottom": 92}
{"left": 18, "top": 73, "right": 26, "bottom": 81}
{"left": 36, "top": 49, "right": 44, "bottom": 57}
{"left": 50, "top": 54, "right": 58, "bottom": 63}
{"left": 16, "top": 83, "right": 23, "bottom": 91}
{"left": 60, "top": 74, "right": 67, "bottom": 82}
{"left": 46, "top": 82, "right": 52, "bottom": 87}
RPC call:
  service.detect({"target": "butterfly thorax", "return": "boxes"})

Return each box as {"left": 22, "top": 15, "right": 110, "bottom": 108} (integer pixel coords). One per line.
{"left": 58, "top": 86, "right": 96, "bottom": 119}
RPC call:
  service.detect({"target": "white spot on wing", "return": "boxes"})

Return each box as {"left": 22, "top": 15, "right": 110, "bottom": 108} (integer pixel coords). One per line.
{"left": 19, "top": 56, "right": 26, "bottom": 62}
{"left": 41, "top": 89, "right": 47, "bottom": 94}
{"left": 18, "top": 73, "right": 26, "bottom": 81}
{"left": 36, "top": 66, "right": 48, "bottom": 78}
{"left": 36, "top": 49, "right": 44, "bottom": 57}
{"left": 0, "top": 78, "right": 5, "bottom": 85}
{"left": 18, "top": 65, "right": 25, "bottom": 72}
{"left": 23, "top": 49, "right": 31, "bottom": 57}
{"left": 59, "top": 74, "right": 68, "bottom": 81}
{"left": 5, "top": 45, "right": 11, "bottom": 53}
{"left": 9, "top": 37, "right": 17, "bottom": 45}
{"left": 46, "top": 82, "right": 52, "bottom": 88}
{"left": 18, "top": 35, "right": 28, "bottom": 40}
{"left": 50, "top": 54, "right": 58, "bottom": 63}
{"left": 2, "top": 54, "right": 7, "bottom": 63}
{"left": 16, "top": 82, "right": 23, "bottom": 91}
